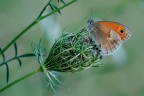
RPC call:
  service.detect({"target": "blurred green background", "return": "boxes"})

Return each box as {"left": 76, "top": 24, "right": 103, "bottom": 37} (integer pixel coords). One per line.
{"left": 0, "top": 0, "right": 144, "bottom": 96}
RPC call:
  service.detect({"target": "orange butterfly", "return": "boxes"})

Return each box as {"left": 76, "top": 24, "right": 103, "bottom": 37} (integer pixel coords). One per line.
{"left": 87, "top": 19, "right": 132, "bottom": 55}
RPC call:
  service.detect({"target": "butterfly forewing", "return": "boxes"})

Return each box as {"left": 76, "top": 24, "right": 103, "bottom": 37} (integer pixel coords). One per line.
{"left": 87, "top": 19, "right": 131, "bottom": 55}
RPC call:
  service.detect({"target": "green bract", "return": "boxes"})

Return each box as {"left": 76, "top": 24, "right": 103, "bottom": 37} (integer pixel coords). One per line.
{"left": 43, "top": 29, "right": 102, "bottom": 72}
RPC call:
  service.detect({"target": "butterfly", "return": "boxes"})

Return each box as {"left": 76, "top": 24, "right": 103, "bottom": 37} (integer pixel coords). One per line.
{"left": 87, "top": 19, "right": 132, "bottom": 55}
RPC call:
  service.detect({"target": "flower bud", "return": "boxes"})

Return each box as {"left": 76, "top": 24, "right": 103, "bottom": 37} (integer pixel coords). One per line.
{"left": 43, "top": 29, "right": 102, "bottom": 72}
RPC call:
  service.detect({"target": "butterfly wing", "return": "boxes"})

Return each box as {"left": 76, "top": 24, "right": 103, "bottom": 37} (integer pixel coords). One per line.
{"left": 101, "top": 29, "right": 122, "bottom": 55}
{"left": 87, "top": 19, "right": 131, "bottom": 55}
{"left": 88, "top": 21, "right": 122, "bottom": 55}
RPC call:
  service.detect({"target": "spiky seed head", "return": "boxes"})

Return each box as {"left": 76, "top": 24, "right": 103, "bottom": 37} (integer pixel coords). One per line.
{"left": 43, "top": 29, "right": 102, "bottom": 72}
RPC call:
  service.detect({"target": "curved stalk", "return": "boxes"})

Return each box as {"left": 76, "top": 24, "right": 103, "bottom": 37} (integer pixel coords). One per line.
{"left": 0, "top": 68, "right": 42, "bottom": 93}
{"left": 0, "top": 0, "right": 79, "bottom": 55}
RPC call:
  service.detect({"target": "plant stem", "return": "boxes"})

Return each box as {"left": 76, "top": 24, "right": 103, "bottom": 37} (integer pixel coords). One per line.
{"left": 36, "top": 0, "right": 52, "bottom": 19}
{"left": 0, "top": 0, "right": 79, "bottom": 55}
{"left": 0, "top": 68, "right": 42, "bottom": 93}
{"left": 0, "top": 53, "right": 35, "bottom": 66}
{"left": 40, "top": 0, "right": 79, "bottom": 20}
{"left": 1, "top": 20, "right": 37, "bottom": 55}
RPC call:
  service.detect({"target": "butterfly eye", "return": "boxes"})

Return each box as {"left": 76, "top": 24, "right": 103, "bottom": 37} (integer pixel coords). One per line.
{"left": 120, "top": 29, "right": 124, "bottom": 33}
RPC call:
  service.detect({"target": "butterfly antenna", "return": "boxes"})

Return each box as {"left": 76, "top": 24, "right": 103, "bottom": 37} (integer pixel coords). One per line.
{"left": 84, "top": 6, "right": 94, "bottom": 21}
{"left": 89, "top": 7, "right": 93, "bottom": 20}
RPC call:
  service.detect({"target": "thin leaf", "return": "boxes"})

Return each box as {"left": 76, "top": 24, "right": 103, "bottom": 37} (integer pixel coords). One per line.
{"left": 17, "top": 58, "right": 22, "bottom": 67}
{"left": 37, "top": 0, "right": 52, "bottom": 19}
{"left": 49, "top": 3, "right": 54, "bottom": 11}
{"left": 49, "top": 3, "right": 61, "bottom": 14}
{"left": 49, "top": 72, "right": 63, "bottom": 87}
{"left": 51, "top": 4, "right": 61, "bottom": 14}
{"left": 57, "top": 0, "right": 65, "bottom": 4}
{"left": 14, "top": 42, "right": 18, "bottom": 56}
{"left": 5, "top": 63, "right": 9, "bottom": 83}
{"left": 2, "top": 46, "right": 9, "bottom": 82}
{"left": 60, "top": 0, "right": 65, "bottom": 4}
{"left": 18, "top": 53, "right": 35, "bottom": 58}
{"left": 0, "top": 48, "right": 5, "bottom": 61}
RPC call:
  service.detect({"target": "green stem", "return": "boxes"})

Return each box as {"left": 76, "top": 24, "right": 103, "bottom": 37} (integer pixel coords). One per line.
{"left": 0, "top": 53, "right": 35, "bottom": 66}
{"left": 40, "top": 0, "right": 79, "bottom": 20}
{"left": 0, "top": 68, "right": 42, "bottom": 93}
{"left": 1, "top": 20, "right": 37, "bottom": 54}
{"left": 36, "top": 0, "right": 52, "bottom": 19}
{"left": 0, "top": 0, "right": 79, "bottom": 55}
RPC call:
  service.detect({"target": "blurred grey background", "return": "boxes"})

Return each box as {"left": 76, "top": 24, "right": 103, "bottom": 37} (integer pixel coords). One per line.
{"left": 0, "top": 0, "right": 144, "bottom": 96}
